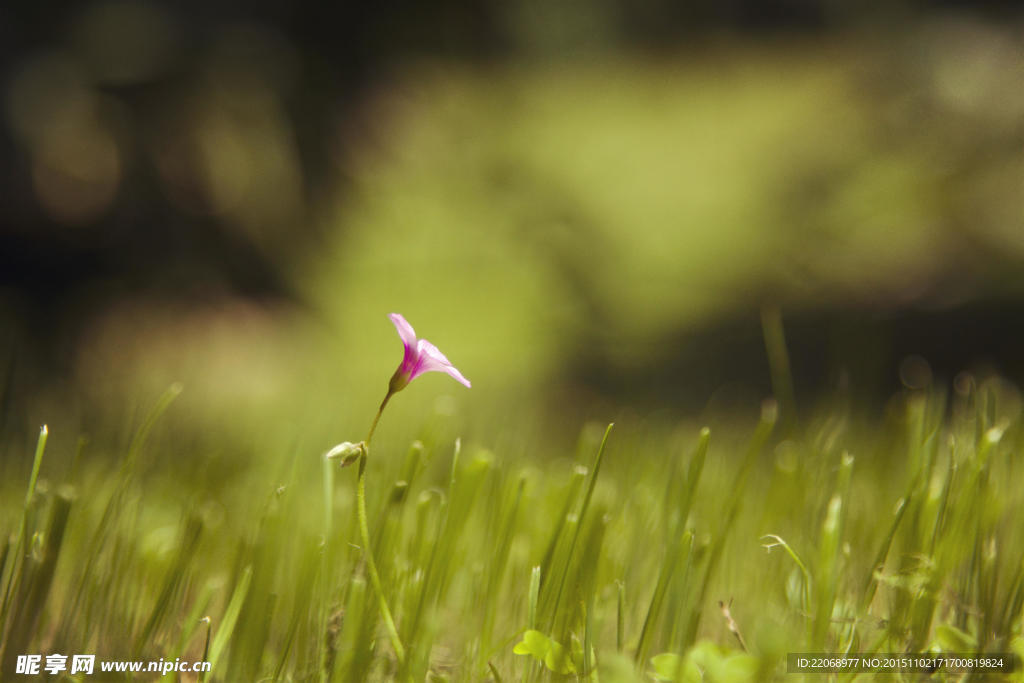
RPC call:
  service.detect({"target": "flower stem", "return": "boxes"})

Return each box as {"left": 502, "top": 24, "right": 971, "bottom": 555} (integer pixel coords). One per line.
{"left": 355, "top": 391, "right": 407, "bottom": 669}
{"left": 365, "top": 392, "right": 392, "bottom": 444}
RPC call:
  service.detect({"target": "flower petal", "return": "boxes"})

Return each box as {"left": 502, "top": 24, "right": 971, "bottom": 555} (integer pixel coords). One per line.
{"left": 413, "top": 339, "right": 472, "bottom": 387}
{"left": 416, "top": 338, "right": 452, "bottom": 366}
{"left": 389, "top": 313, "right": 417, "bottom": 351}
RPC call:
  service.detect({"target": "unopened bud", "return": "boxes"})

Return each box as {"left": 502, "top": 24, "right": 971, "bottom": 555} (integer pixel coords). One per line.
{"left": 325, "top": 441, "right": 363, "bottom": 467}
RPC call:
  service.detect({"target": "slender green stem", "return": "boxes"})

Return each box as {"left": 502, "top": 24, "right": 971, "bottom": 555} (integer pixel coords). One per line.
{"left": 365, "top": 393, "right": 392, "bottom": 445}
{"left": 355, "top": 392, "right": 406, "bottom": 668}
{"left": 1, "top": 425, "right": 48, "bottom": 626}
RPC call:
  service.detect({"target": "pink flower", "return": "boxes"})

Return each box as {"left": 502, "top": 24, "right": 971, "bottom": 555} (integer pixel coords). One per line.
{"left": 387, "top": 313, "right": 471, "bottom": 393}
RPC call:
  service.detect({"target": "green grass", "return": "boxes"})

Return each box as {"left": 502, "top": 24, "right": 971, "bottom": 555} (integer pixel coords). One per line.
{"left": 3, "top": 375, "right": 1024, "bottom": 681}
{"left": 2, "top": 32, "right": 1021, "bottom": 682}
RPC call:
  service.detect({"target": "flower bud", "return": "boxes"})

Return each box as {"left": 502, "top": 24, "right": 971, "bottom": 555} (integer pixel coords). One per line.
{"left": 325, "top": 441, "right": 363, "bottom": 467}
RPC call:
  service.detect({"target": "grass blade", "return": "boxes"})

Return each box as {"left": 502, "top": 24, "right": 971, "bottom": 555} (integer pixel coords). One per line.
{"left": 207, "top": 564, "right": 253, "bottom": 677}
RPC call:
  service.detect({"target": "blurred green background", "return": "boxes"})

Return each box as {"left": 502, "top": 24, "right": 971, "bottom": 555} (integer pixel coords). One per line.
{"left": 1, "top": 0, "right": 1023, "bottom": 455}
{"left": 2, "top": 4, "right": 1024, "bottom": 679}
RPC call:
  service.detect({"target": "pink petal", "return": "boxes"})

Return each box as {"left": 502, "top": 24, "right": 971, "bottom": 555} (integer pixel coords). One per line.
{"left": 389, "top": 313, "right": 418, "bottom": 351}
{"left": 414, "top": 339, "right": 472, "bottom": 387}
{"left": 443, "top": 365, "right": 472, "bottom": 388}
{"left": 417, "top": 338, "right": 452, "bottom": 365}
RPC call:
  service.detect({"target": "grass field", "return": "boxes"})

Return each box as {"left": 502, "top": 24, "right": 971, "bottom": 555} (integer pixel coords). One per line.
{"left": 2, "top": 40, "right": 1022, "bottom": 682}
{"left": 1, "top": 13, "right": 1022, "bottom": 683}
{"left": 3, "top": 367, "right": 1024, "bottom": 681}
